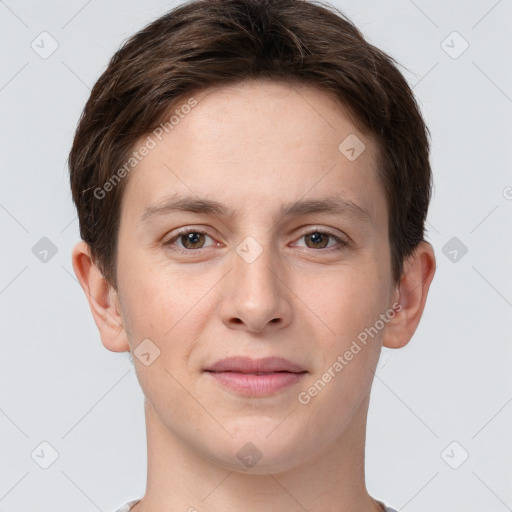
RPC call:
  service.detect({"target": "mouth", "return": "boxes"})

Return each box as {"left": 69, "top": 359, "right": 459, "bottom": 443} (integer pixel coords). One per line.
{"left": 204, "top": 356, "right": 307, "bottom": 396}
{"left": 204, "top": 356, "right": 306, "bottom": 373}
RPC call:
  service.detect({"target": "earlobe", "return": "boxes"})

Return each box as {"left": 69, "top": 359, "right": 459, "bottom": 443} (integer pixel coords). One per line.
{"left": 382, "top": 241, "right": 436, "bottom": 349}
{"left": 71, "top": 241, "right": 130, "bottom": 353}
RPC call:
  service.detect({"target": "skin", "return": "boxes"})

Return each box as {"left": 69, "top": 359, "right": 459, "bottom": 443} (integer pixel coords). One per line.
{"left": 72, "top": 79, "right": 436, "bottom": 512}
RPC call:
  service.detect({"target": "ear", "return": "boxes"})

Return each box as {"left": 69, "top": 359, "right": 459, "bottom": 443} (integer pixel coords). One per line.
{"left": 71, "top": 241, "right": 130, "bottom": 353}
{"left": 382, "top": 241, "right": 436, "bottom": 349}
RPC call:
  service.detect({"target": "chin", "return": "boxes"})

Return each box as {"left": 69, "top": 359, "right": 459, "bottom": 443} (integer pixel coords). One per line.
{"left": 206, "top": 427, "right": 312, "bottom": 475}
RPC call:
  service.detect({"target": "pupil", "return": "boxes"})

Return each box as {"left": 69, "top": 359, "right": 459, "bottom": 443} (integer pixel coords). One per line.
{"left": 183, "top": 232, "right": 203, "bottom": 248}
{"left": 308, "top": 232, "right": 327, "bottom": 248}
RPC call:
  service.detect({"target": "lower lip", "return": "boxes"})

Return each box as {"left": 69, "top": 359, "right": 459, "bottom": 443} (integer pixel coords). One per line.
{"left": 207, "top": 371, "right": 306, "bottom": 396}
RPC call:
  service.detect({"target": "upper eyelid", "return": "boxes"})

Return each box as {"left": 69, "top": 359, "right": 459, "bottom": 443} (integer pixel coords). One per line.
{"left": 295, "top": 225, "right": 346, "bottom": 238}
{"left": 165, "top": 226, "right": 347, "bottom": 247}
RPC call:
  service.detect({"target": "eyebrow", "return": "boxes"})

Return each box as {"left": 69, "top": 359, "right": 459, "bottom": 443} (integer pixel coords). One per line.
{"left": 139, "top": 194, "right": 372, "bottom": 225}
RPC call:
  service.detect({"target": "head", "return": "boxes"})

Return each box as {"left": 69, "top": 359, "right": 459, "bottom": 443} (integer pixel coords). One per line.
{"left": 70, "top": 0, "right": 435, "bottom": 473}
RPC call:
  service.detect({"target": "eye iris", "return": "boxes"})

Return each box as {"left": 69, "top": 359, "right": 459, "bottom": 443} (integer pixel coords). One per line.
{"left": 181, "top": 232, "right": 205, "bottom": 249}
{"left": 175, "top": 232, "right": 335, "bottom": 250}
{"left": 305, "top": 232, "right": 329, "bottom": 249}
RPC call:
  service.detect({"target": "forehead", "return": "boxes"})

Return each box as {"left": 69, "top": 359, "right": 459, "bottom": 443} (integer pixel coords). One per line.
{"left": 119, "top": 80, "right": 387, "bottom": 231}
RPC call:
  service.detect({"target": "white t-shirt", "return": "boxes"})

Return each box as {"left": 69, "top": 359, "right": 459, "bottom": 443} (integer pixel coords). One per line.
{"left": 112, "top": 498, "right": 399, "bottom": 511}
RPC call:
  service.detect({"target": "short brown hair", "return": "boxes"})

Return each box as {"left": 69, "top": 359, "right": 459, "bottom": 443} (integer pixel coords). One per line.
{"left": 68, "top": 0, "right": 432, "bottom": 289}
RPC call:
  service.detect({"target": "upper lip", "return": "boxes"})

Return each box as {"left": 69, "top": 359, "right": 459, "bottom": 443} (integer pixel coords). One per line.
{"left": 205, "top": 356, "right": 306, "bottom": 373}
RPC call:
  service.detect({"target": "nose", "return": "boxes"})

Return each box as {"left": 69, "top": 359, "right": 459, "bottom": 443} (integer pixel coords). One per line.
{"left": 218, "top": 240, "right": 293, "bottom": 334}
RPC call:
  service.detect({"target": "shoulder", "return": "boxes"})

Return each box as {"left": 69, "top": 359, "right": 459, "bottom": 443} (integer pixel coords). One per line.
{"left": 376, "top": 500, "right": 399, "bottom": 512}
{"left": 111, "top": 498, "right": 396, "bottom": 512}
{"left": 110, "top": 499, "right": 141, "bottom": 512}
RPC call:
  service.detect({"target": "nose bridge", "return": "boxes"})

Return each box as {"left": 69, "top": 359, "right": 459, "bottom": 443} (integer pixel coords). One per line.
{"left": 234, "top": 235, "right": 279, "bottom": 304}
{"left": 221, "top": 235, "right": 290, "bottom": 331}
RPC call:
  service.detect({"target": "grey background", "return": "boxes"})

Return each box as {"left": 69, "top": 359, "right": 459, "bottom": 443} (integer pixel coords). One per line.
{"left": 0, "top": 0, "right": 511, "bottom": 511}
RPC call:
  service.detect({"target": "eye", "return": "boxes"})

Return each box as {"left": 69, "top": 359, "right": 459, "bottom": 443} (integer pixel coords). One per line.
{"left": 293, "top": 229, "right": 348, "bottom": 251}
{"left": 163, "top": 227, "right": 349, "bottom": 255}
{"left": 164, "top": 229, "right": 218, "bottom": 253}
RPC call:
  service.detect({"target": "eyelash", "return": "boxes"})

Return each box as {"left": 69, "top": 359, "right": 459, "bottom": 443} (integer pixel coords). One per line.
{"left": 163, "top": 227, "right": 349, "bottom": 255}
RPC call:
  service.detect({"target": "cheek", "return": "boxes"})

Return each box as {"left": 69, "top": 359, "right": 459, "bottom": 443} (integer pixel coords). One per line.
{"left": 297, "top": 261, "right": 389, "bottom": 348}
{"left": 118, "top": 260, "right": 216, "bottom": 365}
{"left": 297, "top": 269, "right": 387, "bottom": 416}
{"left": 118, "top": 247, "right": 186, "bottom": 325}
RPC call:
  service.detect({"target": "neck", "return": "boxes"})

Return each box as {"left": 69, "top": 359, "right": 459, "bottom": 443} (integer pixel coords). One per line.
{"left": 132, "top": 397, "right": 382, "bottom": 512}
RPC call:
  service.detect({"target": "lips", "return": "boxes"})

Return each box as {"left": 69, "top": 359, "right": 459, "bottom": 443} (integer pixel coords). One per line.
{"left": 204, "top": 356, "right": 307, "bottom": 396}
{"left": 204, "top": 356, "right": 306, "bottom": 374}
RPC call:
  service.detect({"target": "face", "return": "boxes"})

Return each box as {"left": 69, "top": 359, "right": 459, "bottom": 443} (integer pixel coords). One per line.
{"left": 113, "top": 80, "right": 398, "bottom": 473}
